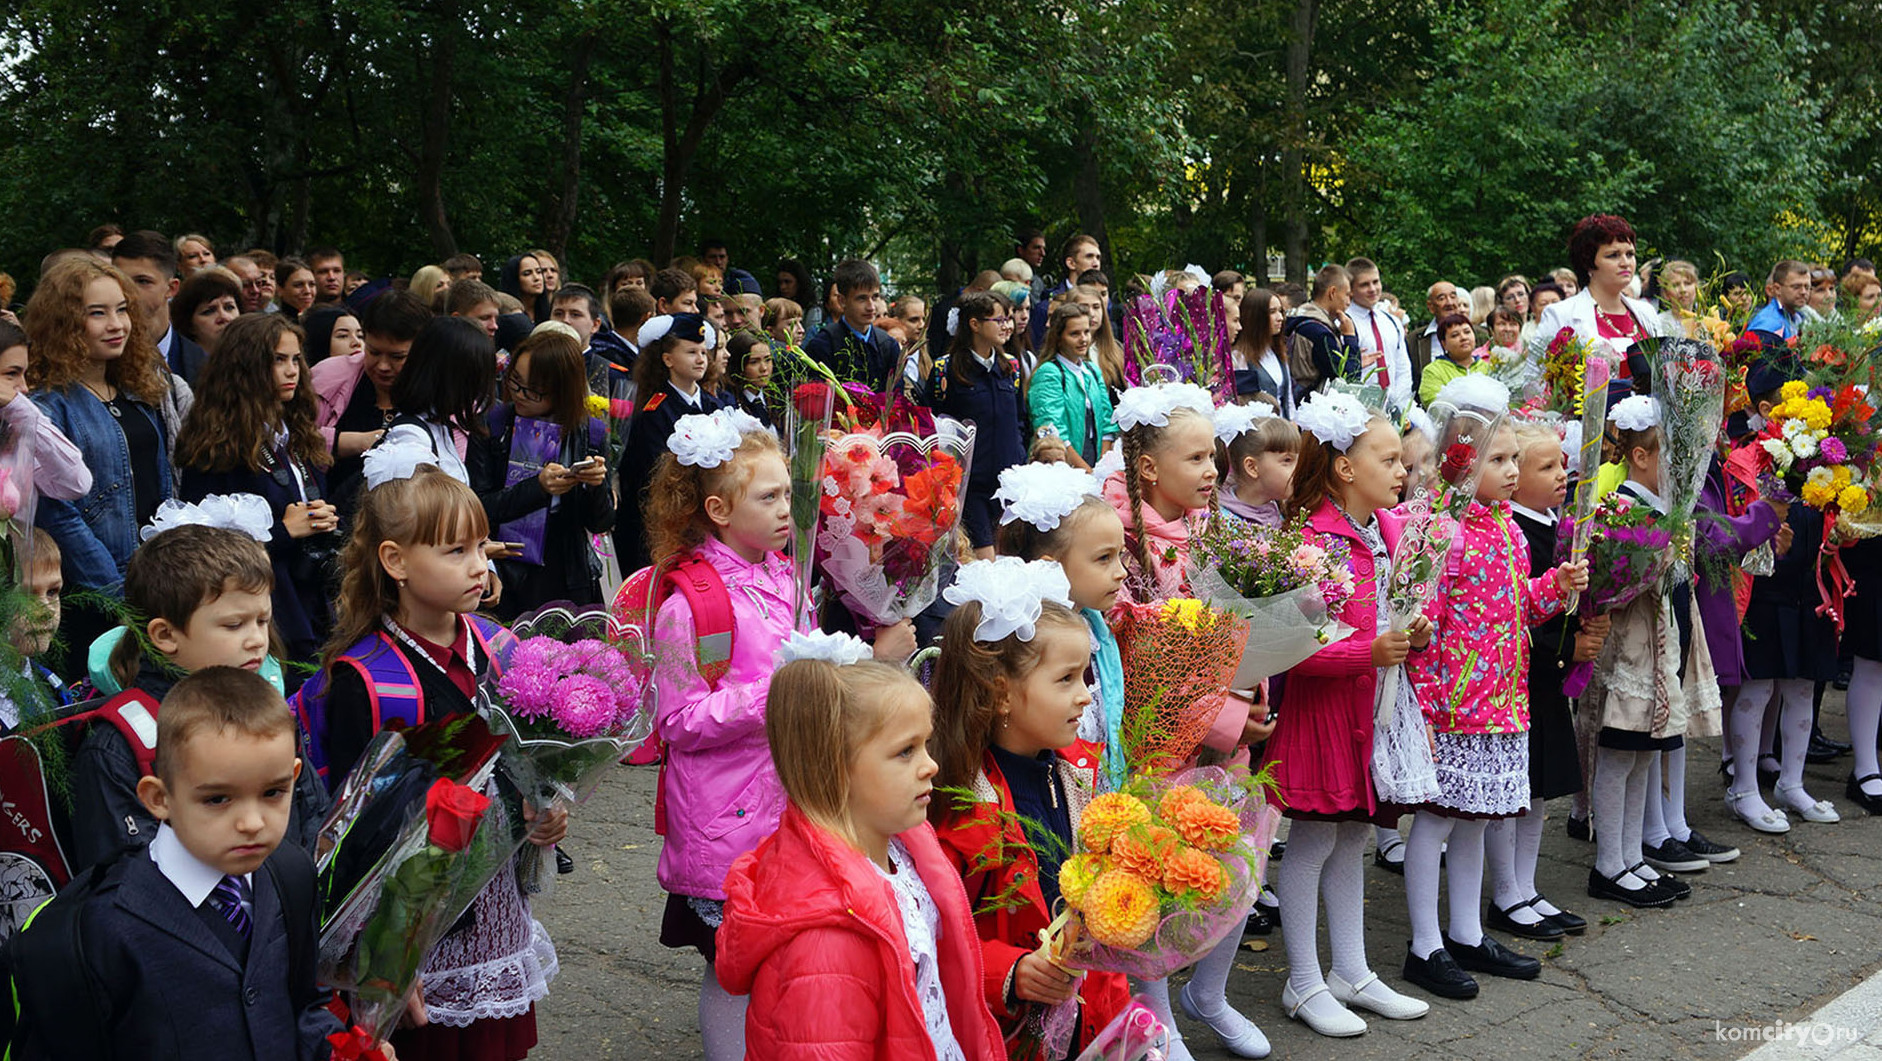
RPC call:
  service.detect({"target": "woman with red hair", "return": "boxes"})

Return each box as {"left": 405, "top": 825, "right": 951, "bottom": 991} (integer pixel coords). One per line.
{"left": 1533, "top": 214, "right": 1667, "bottom": 381}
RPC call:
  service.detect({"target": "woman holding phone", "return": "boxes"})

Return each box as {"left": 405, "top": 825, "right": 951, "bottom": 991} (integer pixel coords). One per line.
{"left": 470, "top": 328, "right": 614, "bottom": 619}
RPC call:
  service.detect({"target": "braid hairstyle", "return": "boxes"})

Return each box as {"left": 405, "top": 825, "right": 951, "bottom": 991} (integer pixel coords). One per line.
{"left": 1120, "top": 404, "right": 1216, "bottom": 583}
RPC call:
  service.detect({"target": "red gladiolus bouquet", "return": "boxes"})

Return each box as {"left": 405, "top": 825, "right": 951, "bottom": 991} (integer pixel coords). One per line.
{"left": 315, "top": 713, "right": 529, "bottom": 1040}
{"left": 797, "top": 382, "right": 976, "bottom": 626}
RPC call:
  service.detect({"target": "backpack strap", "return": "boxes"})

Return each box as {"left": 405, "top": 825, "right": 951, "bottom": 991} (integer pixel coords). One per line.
{"left": 667, "top": 556, "right": 735, "bottom": 686}
{"left": 292, "top": 635, "right": 424, "bottom": 780}
{"left": 467, "top": 615, "right": 518, "bottom": 681}
{"left": 262, "top": 846, "right": 317, "bottom": 1013}
{"left": 93, "top": 691, "right": 162, "bottom": 780}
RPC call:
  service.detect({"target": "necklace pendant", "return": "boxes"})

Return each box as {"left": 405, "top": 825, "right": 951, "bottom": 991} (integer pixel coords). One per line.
{"left": 106, "top": 401, "right": 121, "bottom": 418}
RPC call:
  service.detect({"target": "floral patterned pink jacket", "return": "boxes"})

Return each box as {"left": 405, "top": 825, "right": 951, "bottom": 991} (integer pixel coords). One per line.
{"left": 1407, "top": 500, "right": 1567, "bottom": 735}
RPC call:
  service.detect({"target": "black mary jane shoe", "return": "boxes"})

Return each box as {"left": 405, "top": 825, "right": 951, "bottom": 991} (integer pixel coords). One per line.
{"left": 1846, "top": 774, "right": 1882, "bottom": 815}
{"left": 1485, "top": 898, "right": 1565, "bottom": 941}
{"left": 1564, "top": 816, "right": 1592, "bottom": 842}
{"left": 1532, "top": 896, "right": 1587, "bottom": 935}
{"left": 1629, "top": 862, "right": 1689, "bottom": 901}
{"left": 1402, "top": 943, "right": 1479, "bottom": 1000}
{"left": 1444, "top": 934, "right": 1542, "bottom": 980}
{"left": 1244, "top": 902, "right": 1280, "bottom": 936}
{"left": 555, "top": 845, "right": 575, "bottom": 875}
{"left": 1373, "top": 834, "right": 1407, "bottom": 874}
{"left": 1587, "top": 867, "right": 1676, "bottom": 908}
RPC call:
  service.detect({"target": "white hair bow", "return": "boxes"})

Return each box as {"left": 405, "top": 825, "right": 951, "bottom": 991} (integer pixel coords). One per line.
{"left": 1294, "top": 390, "right": 1372, "bottom": 452}
{"left": 1212, "top": 402, "right": 1274, "bottom": 445}
{"left": 775, "top": 630, "right": 873, "bottom": 667}
{"left": 943, "top": 557, "right": 1074, "bottom": 642}
{"left": 140, "top": 494, "right": 274, "bottom": 543}
{"left": 995, "top": 462, "right": 1101, "bottom": 532}
{"left": 363, "top": 435, "right": 440, "bottom": 490}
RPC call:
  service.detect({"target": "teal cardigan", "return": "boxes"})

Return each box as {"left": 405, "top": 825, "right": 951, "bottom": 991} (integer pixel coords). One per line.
{"left": 1029, "top": 357, "right": 1116, "bottom": 462}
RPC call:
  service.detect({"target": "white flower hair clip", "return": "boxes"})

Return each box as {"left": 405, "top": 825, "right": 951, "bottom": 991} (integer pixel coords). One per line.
{"left": 942, "top": 557, "right": 1073, "bottom": 642}
{"left": 1212, "top": 402, "right": 1274, "bottom": 445}
{"left": 362, "top": 435, "right": 441, "bottom": 490}
{"left": 720, "top": 406, "right": 772, "bottom": 437}
{"left": 1430, "top": 374, "right": 1512, "bottom": 417}
{"left": 1294, "top": 390, "right": 1372, "bottom": 452}
{"left": 1114, "top": 381, "right": 1216, "bottom": 431}
{"left": 668, "top": 410, "right": 747, "bottom": 468}
{"left": 775, "top": 629, "right": 873, "bottom": 667}
{"left": 140, "top": 494, "right": 274, "bottom": 543}
{"left": 995, "top": 462, "right": 1101, "bottom": 532}
{"left": 1608, "top": 394, "right": 1660, "bottom": 432}
{"left": 945, "top": 306, "right": 961, "bottom": 337}
{"left": 1560, "top": 421, "right": 1584, "bottom": 474}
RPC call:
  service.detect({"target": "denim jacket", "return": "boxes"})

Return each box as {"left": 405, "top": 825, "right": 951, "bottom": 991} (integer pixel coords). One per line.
{"left": 31, "top": 385, "right": 174, "bottom": 592}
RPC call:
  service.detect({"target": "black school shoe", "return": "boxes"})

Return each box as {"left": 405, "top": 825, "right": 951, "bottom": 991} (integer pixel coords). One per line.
{"left": 1846, "top": 774, "right": 1882, "bottom": 815}
{"left": 1403, "top": 943, "right": 1479, "bottom": 1000}
{"left": 1642, "top": 838, "right": 1708, "bottom": 874}
{"left": 1677, "top": 829, "right": 1740, "bottom": 863}
{"left": 1587, "top": 867, "right": 1677, "bottom": 908}
{"left": 1631, "top": 862, "right": 1690, "bottom": 901}
{"left": 555, "top": 845, "right": 575, "bottom": 875}
{"left": 1486, "top": 899, "right": 1565, "bottom": 941}
{"left": 1535, "top": 897, "right": 1588, "bottom": 936}
{"left": 1807, "top": 735, "right": 1845, "bottom": 764}
{"left": 1245, "top": 902, "right": 1280, "bottom": 936}
{"left": 1565, "top": 816, "right": 1593, "bottom": 842}
{"left": 1445, "top": 934, "right": 1542, "bottom": 980}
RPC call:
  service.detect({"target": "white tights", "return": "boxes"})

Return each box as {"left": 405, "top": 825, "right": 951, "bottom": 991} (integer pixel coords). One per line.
{"left": 1276, "top": 820, "right": 1372, "bottom": 996}
{"left": 1732, "top": 678, "right": 1818, "bottom": 815}
{"left": 1485, "top": 800, "right": 1547, "bottom": 923}
{"left": 1641, "top": 746, "right": 1691, "bottom": 847}
{"left": 1849, "top": 658, "right": 1882, "bottom": 796}
{"left": 1405, "top": 811, "right": 1487, "bottom": 959}
{"left": 700, "top": 967, "right": 748, "bottom": 1061}
{"left": 1592, "top": 746, "right": 1649, "bottom": 882}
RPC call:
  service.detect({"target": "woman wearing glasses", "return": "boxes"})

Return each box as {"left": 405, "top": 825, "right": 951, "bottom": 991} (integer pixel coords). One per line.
{"left": 923, "top": 290, "right": 1027, "bottom": 558}
{"left": 471, "top": 329, "right": 613, "bottom": 619}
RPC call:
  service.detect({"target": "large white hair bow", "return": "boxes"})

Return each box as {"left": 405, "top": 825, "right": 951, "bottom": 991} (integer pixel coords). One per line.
{"left": 668, "top": 410, "right": 747, "bottom": 468}
{"left": 1609, "top": 394, "right": 1660, "bottom": 432}
{"left": 363, "top": 435, "right": 441, "bottom": 490}
{"left": 1431, "top": 374, "right": 1512, "bottom": 416}
{"left": 1212, "top": 402, "right": 1274, "bottom": 445}
{"left": 140, "top": 494, "right": 274, "bottom": 543}
{"left": 943, "top": 557, "right": 1074, "bottom": 642}
{"left": 775, "top": 630, "right": 873, "bottom": 667}
{"left": 1294, "top": 390, "right": 1373, "bottom": 452}
{"left": 1114, "top": 381, "right": 1216, "bottom": 431}
{"left": 995, "top": 462, "right": 1101, "bottom": 532}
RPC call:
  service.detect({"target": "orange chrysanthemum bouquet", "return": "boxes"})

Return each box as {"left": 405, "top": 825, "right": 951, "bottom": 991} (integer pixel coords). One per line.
{"left": 1046, "top": 765, "right": 1279, "bottom": 981}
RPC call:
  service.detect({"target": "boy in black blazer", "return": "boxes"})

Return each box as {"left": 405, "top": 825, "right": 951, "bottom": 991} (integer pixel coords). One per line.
{"left": 11, "top": 668, "right": 387, "bottom": 1061}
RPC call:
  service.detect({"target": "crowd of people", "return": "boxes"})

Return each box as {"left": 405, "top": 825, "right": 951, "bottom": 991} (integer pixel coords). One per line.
{"left": 0, "top": 214, "right": 1877, "bottom": 1061}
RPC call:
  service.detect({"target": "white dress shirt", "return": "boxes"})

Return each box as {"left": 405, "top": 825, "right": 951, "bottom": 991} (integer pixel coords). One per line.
{"left": 150, "top": 823, "right": 252, "bottom": 910}
{"left": 1346, "top": 302, "right": 1413, "bottom": 410}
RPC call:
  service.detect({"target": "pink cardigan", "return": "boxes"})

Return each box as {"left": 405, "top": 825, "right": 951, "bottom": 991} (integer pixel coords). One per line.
{"left": 1, "top": 397, "right": 92, "bottom": 501}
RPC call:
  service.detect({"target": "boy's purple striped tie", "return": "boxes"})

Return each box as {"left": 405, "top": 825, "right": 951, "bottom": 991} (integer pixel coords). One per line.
{"left": 209, "top": 875, "right": 252, "bottom": 940}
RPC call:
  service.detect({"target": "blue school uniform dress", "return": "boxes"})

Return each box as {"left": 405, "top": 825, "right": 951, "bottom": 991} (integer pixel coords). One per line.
{"left": 926, "top": 352, "right": 1027, "bottom": 550}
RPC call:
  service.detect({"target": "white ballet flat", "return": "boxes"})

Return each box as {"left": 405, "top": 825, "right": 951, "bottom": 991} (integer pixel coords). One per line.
{"left": 1179, "top": 981, "right": 1271, "bottom": 1058}
{"left": 1776, "top": 784, "right": 1841, "bottom": 823}
{"left": 1329, "top": 970, "right": 1430, "bottom": 1020}
{"left": 1725, "top": 790, "right": 1791, "bottom": 834}
{"left": 1281, "top": 982, "right": 1367, "bottom": 1038}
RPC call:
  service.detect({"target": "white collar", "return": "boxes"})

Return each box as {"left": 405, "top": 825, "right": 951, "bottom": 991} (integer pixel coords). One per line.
{"left": 972, "top": 349, "right": 997, "bottom": 372}
{"left": 156, "top": 324, "right": 175, "bottom": 356}
{"left": 150, "top": 824, "right": 250, "bottom": 908}
{"left": 1510, "top": 502, "right": 1556, "bottom": 525}
{"left": 1621, "top": 479, "right": 1667, "bottom": 513}
{"left": 674, "top": 383, "right": 703, "bottom": 408}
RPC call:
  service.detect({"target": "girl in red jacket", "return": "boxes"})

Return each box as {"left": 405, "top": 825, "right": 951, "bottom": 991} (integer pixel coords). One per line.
{"left": 928, "top": 559, "right": 1130, "bottom": 1059}
{"left": 717, "top": 633, "right": 1005, "bottom": 1061}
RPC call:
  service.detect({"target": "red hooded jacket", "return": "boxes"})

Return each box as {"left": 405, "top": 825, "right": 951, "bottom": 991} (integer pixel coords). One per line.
{"left": 717, "top": 805, "right": 1006, "bottom": 1061}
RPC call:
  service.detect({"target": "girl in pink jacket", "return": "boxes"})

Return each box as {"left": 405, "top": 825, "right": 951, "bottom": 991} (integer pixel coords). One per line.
{"left": 1401, "top": 420, "right": 1585, "bottom": 1002}
{"left": 717, "top": 638, "right": 1004, "bottom": 1061}
{"left": 647, "top": 410, "right": 899, "bottom": 1061}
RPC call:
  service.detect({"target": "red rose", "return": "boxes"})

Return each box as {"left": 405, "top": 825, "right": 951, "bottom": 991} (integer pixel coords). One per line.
{"left": 424, "top": 777, "right": 490, "bottom": 853}
{"left": 1439, "top": 443, "right": 1474, "bottom": 484}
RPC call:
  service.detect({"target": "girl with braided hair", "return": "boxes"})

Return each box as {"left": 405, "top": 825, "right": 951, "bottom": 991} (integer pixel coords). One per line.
{"left": 1099, "top": 381, "right": 1219, "bottom": 601}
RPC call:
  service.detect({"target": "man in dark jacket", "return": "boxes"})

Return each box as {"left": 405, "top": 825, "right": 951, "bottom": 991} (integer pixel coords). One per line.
{"left": 1284, "top": 264, "right": 1361, "bottom": 403}
{"left": 805, "top": 259, "right": 902, "bottom": 393}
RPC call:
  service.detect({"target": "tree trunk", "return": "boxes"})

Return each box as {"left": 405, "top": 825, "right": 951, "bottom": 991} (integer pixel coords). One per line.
{"left": 1073, "top": 120, "right": 1111, "bottom": 276}
{"left": 1282, "top": 0, "right": 1317, "bottom": 283}
{"left": 415, "top": 8, "right": 459, "bottom": 259}
{"left": 1250, "top": 164, "right": 1270, "bottom": 284}
{"left": 653, "top": 20, "right": 735, "bottom": 266}
{"left": 542, "top": 30, "right": 599, "bottom": 263}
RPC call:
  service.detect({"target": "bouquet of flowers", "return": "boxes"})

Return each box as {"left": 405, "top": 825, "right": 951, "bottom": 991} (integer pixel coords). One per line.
{"left": 1048, "top": 766, "right": 1280, "bottom": 981}
{"left": 1482, "top": 343, "right": 1542, "bottom": 406}
{"left": 1536, "top": 327, "right": 1619, "bottom": 418}
{"left": 1557, "top": 493, "right": 1675, "bottom": 696}
{"left": 1561, "top": 343, "right": 1621, "bottom": 611}
{"left": 1188, "top": 517, "right": 1357, "bottom": 687}
{"left": 489, "top": 609, "right": 653, "bottom": 804}
{"left": 1074, "top": 996, "right": 1172, "bottom": 1061}
{"left": 1752, "top": 380, "right": 1879, "bottom": 515}
{"left": 1109, "top": 599, "right": 1249, "bottom": 779}
{"left": 316, "top": 714, "right": 525, "bottom": 1041}
{"left": 1645, "top": 340, "right": 1726, "bottom": 584}
{"left": 802, "top": 383, "right": 975, "bottom": 626}
{"left": 784, "top": 382, "right": 836, "bottom": 627}
{"left": 1120, "top": 285, "right": 1235, "bottom": 403}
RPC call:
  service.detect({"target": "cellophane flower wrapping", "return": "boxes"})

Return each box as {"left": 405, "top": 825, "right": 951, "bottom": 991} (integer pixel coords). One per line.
{"left": 1071, "top": 996, "right": 1171, "bottom": 1061}
{"left": 1645, "top": 339, "right": 1727, "bottom": 583}
{"left": 1562, "top": 344, "right": 1618, "bottom": 613}
{"left": 1535, "top": 327, "right": 1619, "bottom": 418}
{"left": 785, "top": 383, "right": 835, "bottom": 627}
{"left": 488, "top": 606, "right": 654, "bottom": 807}
{"left": 1119, "top": 290, "right": 1236, "bottom": 403}
{"left": 809, "top": 384, "right": 975, "bottom": 626}
{"left": 1188, "top": 518, "right": 1357, "bottom": 687}
{"left": 1555, "top": 493, "right": 1674, "bottom": 697}
{"left": 1110, "top": 600, "right": 1249, "bottom": 773}
{"left": 315, "top": 714, "right": 526, "bottom": 1041}
{"left": 1050, "top": 766, "right": 1280, "bottom": 982}
{"left": 1483, "top": 344, "right": 1543, "bottom": 407}
{"left": 0, "top": 403, "right": 40, "bottom": 579}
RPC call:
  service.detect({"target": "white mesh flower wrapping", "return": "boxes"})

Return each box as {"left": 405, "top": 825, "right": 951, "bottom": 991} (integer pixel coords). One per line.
{"left": 1092, "top": 446, "right": 1125, "bottom": 482}
{"left": 1211, "top": 402, "right": 1274, "bottom": 445}
{"left": 1430, "top": 374, "right": 1511, "bottom": 418}
{"left": 1608, "top": 394, "right": 1660, "bottom": 432}
{"left": 1294, "top": 390, "right": 1372, "bottom": 452}
{"left": 774, "top": 630, "right": 872, "bottom": 667}
{"left": 667, "top": 411, "right": 745, "bottom": 468}
{"left": 362, "top": 435, "right": 441, "bottom": 490}
{"left": 1113, "top": 382, "right": 1217, "bottom": 431}
{"left": 942, "top": 557, "right": 1073, "bottom": 642}
{"left": 140, "top": 494, "right": 274, "bottom": 543}
{"left": 995, "top": 462, "right": 1100, "bottom": 531}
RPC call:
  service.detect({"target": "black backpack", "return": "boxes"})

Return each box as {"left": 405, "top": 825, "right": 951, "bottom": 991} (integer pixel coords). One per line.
{"left": 2, "top": 845, "right": 317, "bottom": 1061}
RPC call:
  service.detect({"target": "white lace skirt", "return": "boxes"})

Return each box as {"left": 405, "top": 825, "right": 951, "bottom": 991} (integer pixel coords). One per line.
{"left": 1372, "top": 664, "right": 1441, "bottom": 805}
{"left": 1429, "top": 730, "right": 1530, "bottom": 817}
{"left": 420, "top": 864, "right": 561, "bottom": 1027}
